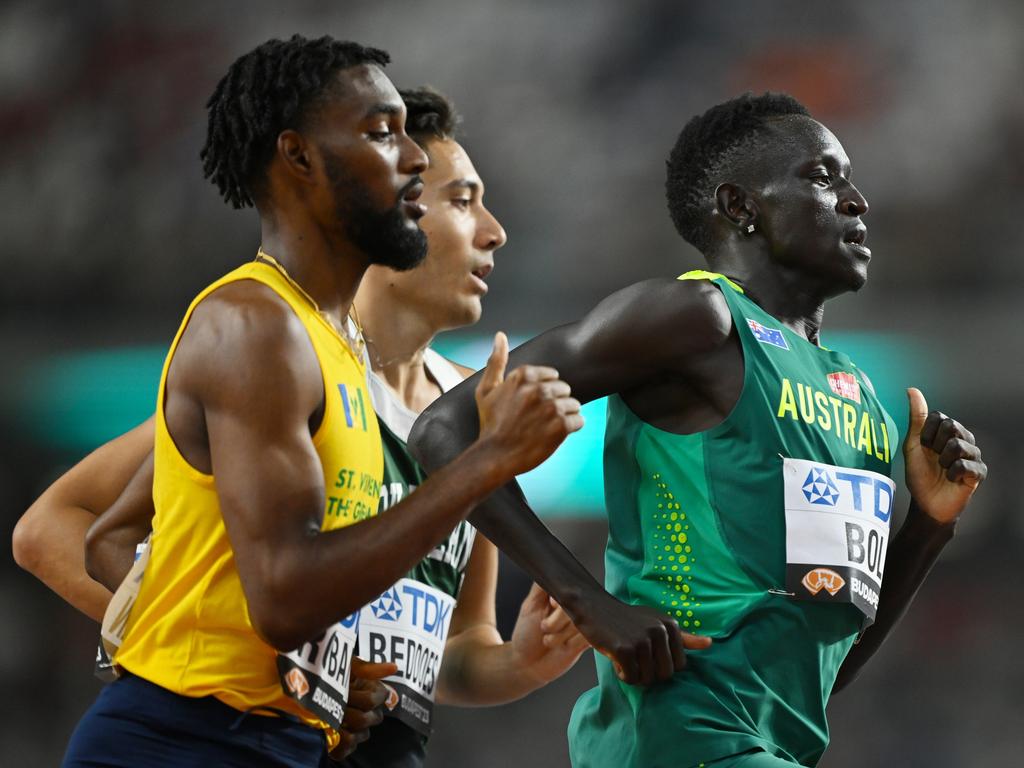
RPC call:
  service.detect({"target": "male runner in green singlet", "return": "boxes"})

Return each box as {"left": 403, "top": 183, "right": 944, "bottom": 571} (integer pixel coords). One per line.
{"left": 411, "top": 93, "right": 987, "bottom": 767}
{"left": 15, "top": 86, "right": 587, "bottom": 767}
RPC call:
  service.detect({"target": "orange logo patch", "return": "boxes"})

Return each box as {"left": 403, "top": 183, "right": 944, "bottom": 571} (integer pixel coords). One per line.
{"left": 284, "top": 667, "right": 310, "bottom": 699}
{"left": 382, "top": 683, "right": 400, "bottom": 711}
{"left": 802, "top": 568, "right": 846, "bottom": 596}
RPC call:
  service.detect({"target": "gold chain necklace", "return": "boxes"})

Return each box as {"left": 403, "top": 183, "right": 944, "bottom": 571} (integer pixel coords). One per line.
{"left": 255, "top": 247, "right": 365, "bottom": 358}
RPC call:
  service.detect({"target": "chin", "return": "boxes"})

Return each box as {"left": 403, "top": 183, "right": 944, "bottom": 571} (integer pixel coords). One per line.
{"left": 827, "top": 269, "right": 867, "bottom": 298}
{"left": 456, "top": 298, "right": 483, "bottom": 328}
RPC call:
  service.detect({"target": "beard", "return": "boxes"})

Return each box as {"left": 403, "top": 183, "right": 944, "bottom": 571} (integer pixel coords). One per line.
{"left": 324, "top": 154, "right": 428, "bottom": 272}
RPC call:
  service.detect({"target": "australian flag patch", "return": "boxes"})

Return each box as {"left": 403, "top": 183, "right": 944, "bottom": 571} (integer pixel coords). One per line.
{"left": 746, "top": 318, "right": 790, "bottom": 350}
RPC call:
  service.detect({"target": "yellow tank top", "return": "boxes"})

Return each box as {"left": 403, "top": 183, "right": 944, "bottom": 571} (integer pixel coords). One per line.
{"left": 115, "top": 261, "right": 383, "bottom": 742}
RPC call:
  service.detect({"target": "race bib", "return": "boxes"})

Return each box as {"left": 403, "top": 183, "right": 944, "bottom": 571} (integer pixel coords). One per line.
{"left": 783, "top": 458, "right": 895, "bottom": 624}
{"left": 95, "top": 535, "right": 152, "bottom": 682}
{"left": 359, "top": 577, "right": 455, "bottom": 736}
{"left": 276, "top": 612, "right": 359, "bottom": 732}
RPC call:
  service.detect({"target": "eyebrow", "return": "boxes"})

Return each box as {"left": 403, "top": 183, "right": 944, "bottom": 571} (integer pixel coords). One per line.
{"left": 443, "top": 178, "right": 481, "bottom": 193}
{"left": 363, "top": 103, "right": 404, "bottom": 119}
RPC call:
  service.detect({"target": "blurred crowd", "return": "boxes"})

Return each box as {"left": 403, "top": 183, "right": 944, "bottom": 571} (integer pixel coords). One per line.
{"left": 2, "top": 1, "right": 1021, "bottom": 765}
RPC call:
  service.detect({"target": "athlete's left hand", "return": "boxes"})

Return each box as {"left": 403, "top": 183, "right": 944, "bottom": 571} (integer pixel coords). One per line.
{"left": 904, "top": 387, "right": 987, "bottom": 524}
{"left": 510, "top": 582, "right": 590, "bottom": 685}
{"left": 330, "top": 659, "right": 398, "bottom": 760}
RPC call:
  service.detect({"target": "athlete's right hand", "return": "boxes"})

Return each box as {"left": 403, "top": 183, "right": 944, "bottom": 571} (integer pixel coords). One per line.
{"left": 572, "top": 593, "right": 712, "bottom": 686}
{"left": 475, "top": 332, "right": 583, "bottom": 476}
{"left": 331, "top": 658, "right": 398, "bottom": 759}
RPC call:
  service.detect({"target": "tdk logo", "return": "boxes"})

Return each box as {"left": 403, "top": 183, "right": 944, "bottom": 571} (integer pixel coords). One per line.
{"left": 803, "top": 465, "right": 894, "bottom": 523}
{"left": 802, "top": 467, "right": 839, "bottom": 506}
{"left": 370, "top": 587, "right": 403, "bottom": 622}
{"left": 400, "top": 584, "right": 453, "bottom": 640}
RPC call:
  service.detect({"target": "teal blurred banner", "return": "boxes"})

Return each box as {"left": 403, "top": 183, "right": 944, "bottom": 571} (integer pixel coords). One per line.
{"left": 14, "top": 332, "right": 928, "bottom": 518}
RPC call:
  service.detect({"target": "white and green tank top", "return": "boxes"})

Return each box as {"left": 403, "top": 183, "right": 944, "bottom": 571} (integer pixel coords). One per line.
{"left": 569, "top": 272, "right": 899, "bottom": 768}
{"left": 358, "top": 349, "right": 476, "bottom": 743}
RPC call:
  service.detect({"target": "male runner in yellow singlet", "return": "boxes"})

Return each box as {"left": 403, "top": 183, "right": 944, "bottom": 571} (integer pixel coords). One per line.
{"left": 50, "top": 36, "right": 585, "bottom": 768}
{"left": 16, "top": 85, "right": 588, "bottom": 767}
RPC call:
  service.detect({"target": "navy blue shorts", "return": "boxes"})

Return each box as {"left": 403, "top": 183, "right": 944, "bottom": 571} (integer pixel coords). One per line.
{"left": 62, "top": 673, "right": 329, "bottom": 767}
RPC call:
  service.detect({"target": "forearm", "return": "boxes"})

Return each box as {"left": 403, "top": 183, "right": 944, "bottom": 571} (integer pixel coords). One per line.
{"left": 436, "top": 626, "right": 543, "bottom": 707}
{"left": 411, "top": 399, "right": 608, "bottom": 623}
{"left": 256, "top": 441, "right": 511, "bottom": 649}
{"left": 833, "top": 500, "right": 955, "bottom": 692}
{"left": 13, "top": 506, "right": 112, "bottom": 622}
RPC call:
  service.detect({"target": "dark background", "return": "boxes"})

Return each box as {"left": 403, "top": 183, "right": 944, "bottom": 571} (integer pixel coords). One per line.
{"left": 2, "top": 1, "right": 1022, "bottom": 766}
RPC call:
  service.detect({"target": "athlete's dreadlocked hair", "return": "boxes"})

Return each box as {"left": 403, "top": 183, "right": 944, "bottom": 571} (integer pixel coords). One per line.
{"left": 201, "top": 35, "right": 390, "bottom": 209}
{"left": 666, "top": 92, "right": 810, "bottom": 254}
{"left": 399, "top": 86, "right": 461, "bottom": 148}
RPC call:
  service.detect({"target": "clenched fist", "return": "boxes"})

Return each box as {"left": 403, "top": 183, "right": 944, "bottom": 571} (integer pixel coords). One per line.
{"left": 474, "top": 332, "right": 584, "bottom": 477}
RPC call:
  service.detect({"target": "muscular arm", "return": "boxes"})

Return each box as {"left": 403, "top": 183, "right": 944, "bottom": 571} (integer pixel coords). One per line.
{"left": 173, "top": 283, "right": 579, "bottom": 651}
{"left": 12, "top": 417, "right": 154, "bottom": 621}
{"left": 410, "top": 278, "right": 727, "bottom": 684}
{"left": 834, "top": 389, "right": 986, "bottom": 692}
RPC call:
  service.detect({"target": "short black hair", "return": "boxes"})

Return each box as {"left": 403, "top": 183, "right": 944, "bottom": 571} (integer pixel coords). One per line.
{"left": 201, "top": 35, "right": 390, "bottom": 209}
{"left": 666, "top": 92, "right": 810, "bottom": 253}
{"left": 399, "top": 86, "right": 461, "bottom": 148}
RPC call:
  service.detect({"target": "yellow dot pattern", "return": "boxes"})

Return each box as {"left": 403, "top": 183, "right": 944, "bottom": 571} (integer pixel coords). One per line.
{"left": 651, "top": 473, "right": 702, "bottom": 630}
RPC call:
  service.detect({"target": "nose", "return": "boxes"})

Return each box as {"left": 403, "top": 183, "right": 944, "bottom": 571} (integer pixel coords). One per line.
{"left": 475, "top": 205, "right": 507, "bottom": 251}
{"left": 399, "top": 133, "right": 429, "bottom": 176}
{"left": 838, "top": 181, "right": 868, "bottom": 218}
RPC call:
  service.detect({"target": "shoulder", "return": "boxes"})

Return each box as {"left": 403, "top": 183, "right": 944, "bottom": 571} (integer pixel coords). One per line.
{"left": 176, "top": 279, "right": 321, "bottom": 406}
{"left": 189, "top": 279, "right": 310, "bottom": 350}
{"left": 579, "top": 276, "right": 734, "bottom": 354}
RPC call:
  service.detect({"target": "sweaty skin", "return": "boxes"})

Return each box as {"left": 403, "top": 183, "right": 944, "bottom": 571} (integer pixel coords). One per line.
{"left": 410, "top": 114, "right": 986, "bottom": 688}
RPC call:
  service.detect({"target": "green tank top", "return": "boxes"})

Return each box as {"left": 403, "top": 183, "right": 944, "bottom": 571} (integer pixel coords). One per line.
{"left": 568, "top": 272, "right": 898, "bottom": 768}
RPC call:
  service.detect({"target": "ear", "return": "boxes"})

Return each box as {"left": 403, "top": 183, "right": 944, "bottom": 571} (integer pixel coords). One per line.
{"left": 714, "top": 182, "right": 758, "bottom": 233}
{"left": 275, "top": 129, "right": 317, "bottom": 186}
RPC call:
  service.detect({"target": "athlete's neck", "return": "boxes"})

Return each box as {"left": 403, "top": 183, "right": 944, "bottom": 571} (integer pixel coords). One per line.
{"left": 258, "top": 211, "right": 368, "bottom": 329}
{"left": 354, "top": 288, "right": 443, "bottom": 413}
{"left": 712, "top": 253, "right": 827, "bottom": 345}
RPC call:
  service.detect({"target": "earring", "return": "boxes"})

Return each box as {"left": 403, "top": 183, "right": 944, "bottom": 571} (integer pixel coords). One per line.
{"left": 745, "top": 223, "right": 755, "bottom": 234}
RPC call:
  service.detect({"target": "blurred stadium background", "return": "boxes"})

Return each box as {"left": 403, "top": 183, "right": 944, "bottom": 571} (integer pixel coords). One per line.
{"left": 2, "top": 1, "right": 1022, "bottom": 765}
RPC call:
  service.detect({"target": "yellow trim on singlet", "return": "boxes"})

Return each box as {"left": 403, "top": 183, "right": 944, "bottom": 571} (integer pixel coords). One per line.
{"left": 678, "top": 269, "right": 745, "bottom": 293}
{"left": 114, "top": 262, "right": 382, "bottom": 748}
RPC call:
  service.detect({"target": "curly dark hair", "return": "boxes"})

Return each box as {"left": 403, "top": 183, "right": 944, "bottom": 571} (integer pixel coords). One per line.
{"left": 201, "top": 35, "right": 390, "bottom": 209}
{"left": 399, "top": 86, "right": 461, "bottom": 148}
{"left": 666, "top": 92, "right": 810, "bottom": 253}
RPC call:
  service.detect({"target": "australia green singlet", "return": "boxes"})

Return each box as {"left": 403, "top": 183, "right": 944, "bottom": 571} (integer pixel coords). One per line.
{"left": 568, "top": 272, "right": 899, "bottom": 768}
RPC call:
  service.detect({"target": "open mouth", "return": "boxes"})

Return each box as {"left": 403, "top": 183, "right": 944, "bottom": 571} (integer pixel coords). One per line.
{"left": 470, "top": 263, "right": 493, "bottom": 293}
{"left": 400, "top": 181, "right": 426, "bottom": 219}
{"left": 843, "top": 226, "right": 870, "bottom": 257}
{"left": 402, "top": 181, "right": 424, "bottom": 203}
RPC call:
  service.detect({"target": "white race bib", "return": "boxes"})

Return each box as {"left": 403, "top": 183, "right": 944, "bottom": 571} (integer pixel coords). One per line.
{"left": 359, "top": 577, "right": 455, "bottom": 735}
{"left": 276, "top": 612, "right": 359, "bottom": 732}
{"left": 783, "top": 457, "right": 895, "bottom": 624}
{"left": 95, "top": 535, "right": 152, "bottom": 682}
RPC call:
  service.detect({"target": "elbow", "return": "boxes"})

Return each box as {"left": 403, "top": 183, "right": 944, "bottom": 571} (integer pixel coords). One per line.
{"left": 408, "top": 405, "right": 450, "bottom": 470}
{"left": 409, "top": 398, "right": 472, "bottom": 471}
{"left": 11, "top": 513, "right": 44, "bottom": 574}
{"left": 247, "top": 597, "right": 326, "bottom": 653}
{"left": 251, "top": 614, "right": 306, "bottom": 653}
